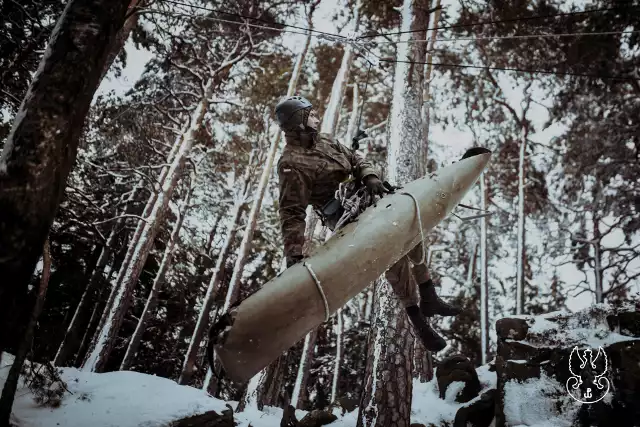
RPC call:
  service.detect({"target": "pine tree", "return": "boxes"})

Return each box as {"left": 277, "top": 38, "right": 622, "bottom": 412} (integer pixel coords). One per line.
{"left": 0, "top": 0, "right": 131, "bottom": 356}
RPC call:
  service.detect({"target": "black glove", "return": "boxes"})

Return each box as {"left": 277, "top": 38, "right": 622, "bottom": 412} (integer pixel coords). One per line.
{"left": 363, "top": 175, "right": 394, "bottom": 198}
{"left": 286, "top": 255, "right": 304, "bottom": 268}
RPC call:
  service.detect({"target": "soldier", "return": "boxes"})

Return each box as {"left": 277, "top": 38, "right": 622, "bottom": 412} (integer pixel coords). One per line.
{"left": 274, "top": 95, "right": 462, "bottom": 352}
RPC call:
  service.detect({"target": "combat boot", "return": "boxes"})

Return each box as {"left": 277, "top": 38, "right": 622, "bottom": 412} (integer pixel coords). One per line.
{"left": 406, "top": 305, "right": 447, "bottom": 352}
{"left": 460, "top": 146, "right": 491, "bottom": 160}
{"left": 419, "top": 279, "right": 462, "bottom": 317}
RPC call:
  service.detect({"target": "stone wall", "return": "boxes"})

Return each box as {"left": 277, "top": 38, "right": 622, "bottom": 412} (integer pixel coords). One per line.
{"left": 494, "top": 302, "right": 640, "bottom": 427}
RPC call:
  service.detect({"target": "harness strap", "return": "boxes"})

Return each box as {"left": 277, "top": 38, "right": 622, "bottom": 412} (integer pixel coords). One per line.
{"left": 303, "top": 262, "right": 330, "bottom": 322}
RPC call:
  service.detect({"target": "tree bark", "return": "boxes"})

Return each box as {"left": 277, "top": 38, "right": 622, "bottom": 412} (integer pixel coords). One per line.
{"left": 54, "top": 179, "right": 145, "bottom": 366}
{"left": 515, "top": 127, "right": 527, "bottom": 314}
{"left": 120, "top": 175, "right": 194, "bottom": 370}
{"left": 0, "top": 237, "right": 52, "bottom": 426}
{"left": 320, "top": 0, "right": 362, "bottom": 137}
{"left": 345, "top": 84, "right": 359, "bottom": 143}
{"left": 179, "top": 157, "right": 254, "bottom": 385}
{"left": 0, "top": 0, "right": 131, "bottom": 354}
{"left": 421, "top": 0, "right": 442, "bottom": 165}
{"left": 412, "top": 338, "right": 433, "bottom": 382}
{"left": 291, "top": 328, "right": 318, "bottom": 409}
{"left": 330, "top": 308, "right": 344, "bottom": 403}
{"left": 75, "top": 260, "right": 118, "bottom": 366}
{"left": 358, "top": 0, "right": 430, "bottom": 424}
{"left": 593, "top": 215, "right": 604, "bottom": 303}
{"left": 479, "top": 174, "right": 489, "bottom": 364}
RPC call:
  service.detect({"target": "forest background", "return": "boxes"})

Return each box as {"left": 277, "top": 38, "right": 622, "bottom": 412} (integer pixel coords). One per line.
{"left": 0, "top": 0, "right": 638, "bottom": 421}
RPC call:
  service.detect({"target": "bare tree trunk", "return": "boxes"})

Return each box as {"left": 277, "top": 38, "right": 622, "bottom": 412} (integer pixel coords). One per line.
{"left": 592, "top": 215, "right": 604, "bottom": 303}
{"left": 320, "top": 0, "right": 362, "bottom": 137}
{"left": 421, "top": 0, "right": 442, "bottom": 164}
{"left": 222, "top": 0, "right": 318, "bottom": 317}
{"left": 515, "top": 129, "right": 526, "bottom": 315}
{"left": 264, "top": 353, "right": 288, "bottom": 406}
{"left": 75, "top": 261, "right": 118, "bottom": 366}
{"left": 291, "top": 328, "right": 318, "bottom": 409}
{"left": 345, "top": 84, "right": 359, "bottom": 143}
{"left": 480, "top": 174, "right": 489, "bottom": 364}
{"left": 179, "top": 157, "right": 254, "bottom": 385}
{"left": 54, "top": 179, "right": 145, "bottom": 366}
{"left": 120, "top": 175, "right": 194, "bottom": 370}
{"left": 0, "top": 237, "right": 51, "bottom": 425}
{"left": 89, "top": 134, "right": 183, "bottom": 351}
{"left": 0, "top": 0, "right": 131, "bottom": 354}
{"left": 358, "top": 0, "right": 430, "bottom": 424}
{"left": 330, "top": 308, "right": 344, "bottom": 403}
{"left": 83, "top": 81, "right": 216, "bottom": 373}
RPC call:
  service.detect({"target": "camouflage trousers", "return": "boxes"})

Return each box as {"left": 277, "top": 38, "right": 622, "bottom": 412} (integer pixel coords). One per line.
{"left": 385, "top": 242, "right": 428, "bottom": 308}
{"left": 329, "top": 180, "right": 428, "bottom": 308}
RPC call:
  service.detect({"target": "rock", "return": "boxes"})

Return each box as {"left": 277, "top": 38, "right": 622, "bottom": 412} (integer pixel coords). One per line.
{"left": 436, "top": 354, "right": 481, "bottom": 403}
{"left": 169, "top": 405, "right": 235, "bottom": 427}
{"left": 607, "top": 309, "right": 640, "bottom": 336}
{"left": 280, "top": 404, "right": 299, "bottom": 427}
{"left": 410, "top": 423, "right": 427, "bottom": 427}
{"left": 494, "top": 303, "right": 640, "bottom": 427}
{"left": 453, "top": 389, "right": 496, "bottom": 427}
{"left": 495, "top": 318, "right": 529, "bottom": 340}
{"left": 332, "top": 396, "right": 358, "bottom": 415}
{"left": 298, "top": 409, "right": 337, "bottom": 427}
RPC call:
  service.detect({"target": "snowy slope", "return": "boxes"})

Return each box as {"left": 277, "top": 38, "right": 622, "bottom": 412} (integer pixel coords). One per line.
{"left": 3, "top": 352, "right": 501, "bottom": 427}
{"left": 2, "top": 354, "right": 310, "bottom": 427}
{"left": 411, "top": 364, "right": 497, "bottom": 426}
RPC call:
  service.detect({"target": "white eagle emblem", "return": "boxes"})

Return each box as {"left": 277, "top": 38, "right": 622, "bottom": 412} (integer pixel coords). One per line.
{"left": 566, "top": 346, "right": 610, "bottom": 404}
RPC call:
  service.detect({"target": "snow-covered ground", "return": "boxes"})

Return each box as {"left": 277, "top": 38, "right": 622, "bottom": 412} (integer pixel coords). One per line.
{"left": 411, "top": 363, "right": 497, "bottom": 426}
{"left": 2, "top": 352, "right": 501, "bottom": 427}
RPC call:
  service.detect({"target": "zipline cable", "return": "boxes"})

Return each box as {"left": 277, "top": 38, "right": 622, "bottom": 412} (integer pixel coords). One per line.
{"left": 369, "top": 30, "right": 640, "bottom": 44}
{"left": 146, "top": 10, "right": 639, "bottom": 46}
{"left": 160, "top": 0, "right": 346, "bottom": 40}
{"left": 357, "top": 5, "right": 640, "bottom": 39}
{"left": 144, "top": 5, "right": 637, "bottom": 82}
{"left": 376, "top": 58, "right": 639, "bottom": 82}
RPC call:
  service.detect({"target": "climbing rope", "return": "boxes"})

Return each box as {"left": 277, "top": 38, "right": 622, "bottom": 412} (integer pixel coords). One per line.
{"left": 332, "top": 180, "right": 373, "bottom": 230}
{"left": 399, "top": 192, "right": 429, "bottom": 265}
{"left": 303, "top": 262, "right": 331, "bottom": 322}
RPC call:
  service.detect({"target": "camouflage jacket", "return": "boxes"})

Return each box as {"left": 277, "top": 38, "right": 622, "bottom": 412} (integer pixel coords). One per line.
{"left": 277, "top": 132, "right": 379, "bottom": 260}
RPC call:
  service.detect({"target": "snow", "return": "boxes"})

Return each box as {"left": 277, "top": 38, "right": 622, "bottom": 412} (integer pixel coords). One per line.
{"left": 444, "top": 381, "right": 466, "bottom": 402}
{"left": 411, "top": 365, "right": 497, "bottom": 426}
{"left": 3, "top": 354, "right": 311, "bottom": 427}
{"left": 3, "top": 356, "right": 228, "bottom": 427}
{"left": 3, "top": 352, "right": 503, "bottom": 427}
{"left": 509, "top": 304, "right": 639, "bottom": 348}
{"left": 503, "top": 373, "right": 578, "bottom": 427}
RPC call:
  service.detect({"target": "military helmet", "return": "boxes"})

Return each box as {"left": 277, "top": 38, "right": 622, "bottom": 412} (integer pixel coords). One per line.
{"left": 275, "top": 96, "right": 313, "bottom": 130}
